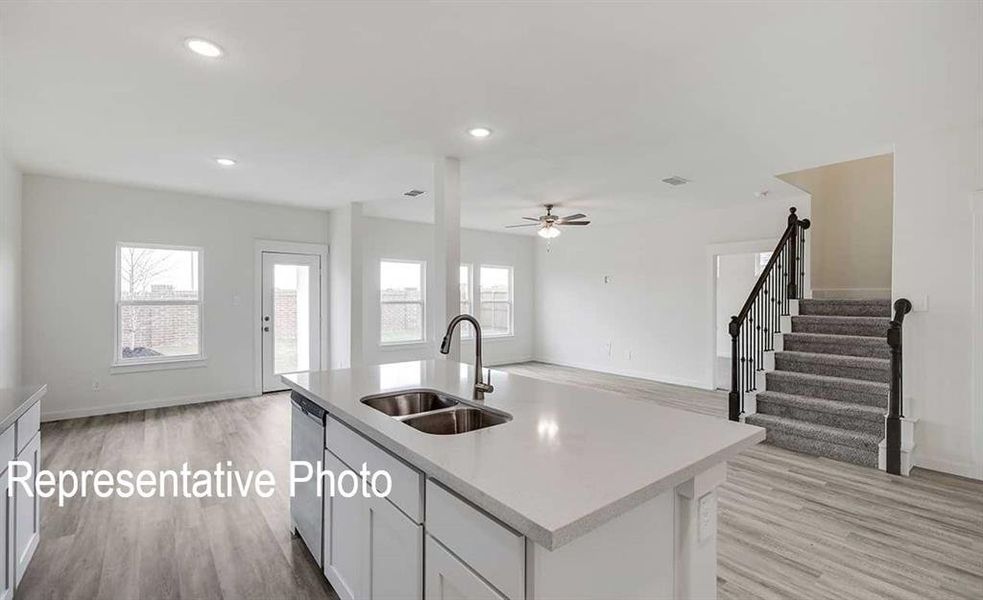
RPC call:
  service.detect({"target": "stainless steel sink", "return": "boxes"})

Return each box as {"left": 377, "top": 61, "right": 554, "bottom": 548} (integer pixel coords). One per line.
{"left": 361, "top": 390, "right": 459, "bottom": 417}
{"left": 360, "top": 389, "right": 511, "bottom": 435}
{"left": 402, "top": 407, "right": 511, "bottom": 435}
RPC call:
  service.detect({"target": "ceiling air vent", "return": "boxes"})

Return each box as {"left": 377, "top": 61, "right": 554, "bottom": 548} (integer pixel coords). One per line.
{"left": 404, "top": 189, "right": 425, "bottom": 197}
{"left": 661, "top": 176, "right": 689, "bottom": 186}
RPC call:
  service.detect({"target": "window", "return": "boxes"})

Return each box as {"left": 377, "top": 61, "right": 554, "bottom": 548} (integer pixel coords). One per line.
{"left": 115, "top": 244, "right": 202, "bottom": 364}
{"left": 380, "top": 260, "right": 426, "bottom": 344}
{"left": 460, "top": 264, "right": 473, "bottom": 339}
{"left": 479, "top": 265, "right": 513, "bottom": 337}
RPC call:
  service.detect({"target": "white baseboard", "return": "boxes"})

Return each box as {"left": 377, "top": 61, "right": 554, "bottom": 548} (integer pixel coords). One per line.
{"left": 41, "top": 388, "right": 258, "bottom": 422}
{"left": 914, "top": 454, "right": 983, "bottom": 481}
{"left": 531, "top": 356, "right": 711, "bottom": 390}
{"left": 812, "top": 288, "right": 892, "bottom": 300}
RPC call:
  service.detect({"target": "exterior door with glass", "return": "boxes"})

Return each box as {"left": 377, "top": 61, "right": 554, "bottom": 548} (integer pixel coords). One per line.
{"left": 262, "top": 252, "right": 321, "bottom": 392}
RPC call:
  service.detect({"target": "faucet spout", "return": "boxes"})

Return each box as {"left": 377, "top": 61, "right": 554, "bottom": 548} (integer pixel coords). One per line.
{"left": 440, "top": 314, "right": 494, "bottom": 400}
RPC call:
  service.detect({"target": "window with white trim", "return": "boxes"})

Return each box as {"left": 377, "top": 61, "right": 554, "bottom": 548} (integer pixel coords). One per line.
{"left": 479, "top": 265, "right": 513, "bottom": 337}
{"left": 459, "top": 264, "right": 473, "bottom": 338}
{"left": 115, "top": 244, "right": 203, "bottom": 364}
{"left": 380, "top": 260, "right": 426, "bottom": 344}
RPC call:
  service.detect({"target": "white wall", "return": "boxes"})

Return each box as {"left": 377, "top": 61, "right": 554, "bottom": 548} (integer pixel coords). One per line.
{"left": 715, "top": 253, "right": 760, "bottom": 357}
{"left": 534, "top": 198, "right": 809, "bottom": 389}
{"left": 892, "top": 123, "right": 983, "bottom": 479}
{"left": 22, "top": 174, "right": 329, "bottom": 420}
{"left": 0, "top": 153, "right": 21, "bottom": 388}
{"left": 359, "top": 217, "right": 535, "bottom": 368}
{"left": 780, "top": 153, "right": 893, "bottom": 299}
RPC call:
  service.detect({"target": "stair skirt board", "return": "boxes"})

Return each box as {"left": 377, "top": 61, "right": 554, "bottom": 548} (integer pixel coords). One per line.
{"left": 741, "top": 298, "right": 895, "bottom": 471}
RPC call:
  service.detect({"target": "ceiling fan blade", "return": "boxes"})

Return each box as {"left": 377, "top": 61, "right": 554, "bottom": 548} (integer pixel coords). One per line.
{"left": 522, "top": 216, "right": 542, "bottom": 222}
{"left": 505, "top": 223, "right": 540, "bottom": 228}
{"left": 560, "top": 221, "right": 591, "bottom": 226}
{"left": 558, "top": 213, "right": 586, "bottom": 222}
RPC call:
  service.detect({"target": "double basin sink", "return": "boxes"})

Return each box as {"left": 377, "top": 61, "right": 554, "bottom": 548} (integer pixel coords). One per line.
{"left": 361, "top": 390, "right": 511, "bottom": 435}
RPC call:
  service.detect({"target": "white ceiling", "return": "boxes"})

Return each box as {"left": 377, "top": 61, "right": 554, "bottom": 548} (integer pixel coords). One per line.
{"left": 1, "top": 1, "right": 980, "bottom": 232}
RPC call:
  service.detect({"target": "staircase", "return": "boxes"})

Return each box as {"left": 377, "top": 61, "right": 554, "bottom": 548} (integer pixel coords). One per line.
{"left": 746, "top": 299, "right": 891, "bottom": 467}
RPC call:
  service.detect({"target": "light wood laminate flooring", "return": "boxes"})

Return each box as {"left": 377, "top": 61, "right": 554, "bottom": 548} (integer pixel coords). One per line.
{"left": 17, "top": 362, "right": 983, "bottom": 599}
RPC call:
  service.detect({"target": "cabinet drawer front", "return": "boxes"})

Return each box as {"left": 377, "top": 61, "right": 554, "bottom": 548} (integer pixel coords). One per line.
{"left": 425, "top": 481, "right": 524, "bottom": 600}
{"left": 325, "top": 415, "right": 424, "bottom": 523}
{"left": 15, "top": 402, "right": 40, "bottom": 455}
{"left": 0, "top": 427, "right": 14, "bottom": 471}
{"left": 425, "top": 535, "right": 506, "bottom": 600}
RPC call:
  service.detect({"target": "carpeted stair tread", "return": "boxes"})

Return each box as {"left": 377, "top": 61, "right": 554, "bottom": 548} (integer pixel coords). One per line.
{"left": 766, "top": 370, "right": 888, "bottom": 407}
{"left": 782, "top": 332, "right": 890, "bottom": 359}
{"left": 744, "top": 421, "right": 878, "bottom": 467}
{"left": 798, "top": 299, "right": 892, "bottom": 317}
{"left": 791, "top": 315, "right": 891, "bottom": 337}
{"left": 755, "top": 391, "right": 885, "bottom": 435}
{"left": 745, "top": 413, "right": 881, "bottom": 451}
{"left": 774, "top": 350, "right": 890, "bottom": 383}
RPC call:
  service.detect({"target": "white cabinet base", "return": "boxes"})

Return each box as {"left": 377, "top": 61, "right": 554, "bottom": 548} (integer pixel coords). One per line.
{"left": 525, "top": 463, "right": 727, "bottom": 600}
{"left": 14, "top": 432, "right": 40, "bottom": 587}
{"left": 425, "top": 536, "right": 506, "bottom": 600}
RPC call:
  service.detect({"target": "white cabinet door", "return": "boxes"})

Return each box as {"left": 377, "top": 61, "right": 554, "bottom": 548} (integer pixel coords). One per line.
{"left": 323, "top": 450, "right": 363, "bottom": 600}
{"left": 425, "top": 536, "right": 507, "bottom": 600}
{"left": 14, "top": 432, "right": 39, "bottom": 586}
{"left": 363, "top": 494, "right": 422, "bottom": 599}
{"left": 0, "top": 471, "right": 12, "bottom": 600}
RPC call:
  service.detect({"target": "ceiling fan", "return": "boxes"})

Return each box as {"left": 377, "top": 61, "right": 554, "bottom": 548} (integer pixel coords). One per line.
{"left": 505, "top": 204, "right": 591, "bottom": 238}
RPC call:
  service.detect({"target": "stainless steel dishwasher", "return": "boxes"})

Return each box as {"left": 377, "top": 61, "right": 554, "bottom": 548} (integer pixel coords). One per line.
{"left": 290, "top": 391, "right": 326, "bottom": 567}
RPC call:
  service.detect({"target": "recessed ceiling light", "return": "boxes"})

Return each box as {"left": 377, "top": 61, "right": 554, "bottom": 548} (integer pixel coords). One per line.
{"left": 214, "top": 157, "right": 237, "bottom": 167}
{"left": 186, "top": 38, "right": 224, "bottom": 58}
{"left": 467, "top": 127, "right": 492, "bottom": 139}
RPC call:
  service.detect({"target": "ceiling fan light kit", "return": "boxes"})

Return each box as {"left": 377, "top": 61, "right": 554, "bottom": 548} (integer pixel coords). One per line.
{"left": 506, "top": 204, "right": 590, "bottom": 242}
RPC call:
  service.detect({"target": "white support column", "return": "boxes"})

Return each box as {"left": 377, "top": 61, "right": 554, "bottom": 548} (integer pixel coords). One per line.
{"left": 350, "top": 201, "right": 365, "bottom": 367}
{"left": 433, "top": 157, "right": 461, "bottom": 360}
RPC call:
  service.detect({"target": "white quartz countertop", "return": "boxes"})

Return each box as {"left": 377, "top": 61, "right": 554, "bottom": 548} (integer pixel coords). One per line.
{"left": 0, "top": 384, "right": 45, "bottom": 432}
{"left": 284, "top": 361, "right": 764, "bottom": 550}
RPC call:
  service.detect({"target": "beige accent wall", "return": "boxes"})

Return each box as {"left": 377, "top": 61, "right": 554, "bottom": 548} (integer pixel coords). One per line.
{"left": 778, "top": 154, "right": 893, "bottom": 299}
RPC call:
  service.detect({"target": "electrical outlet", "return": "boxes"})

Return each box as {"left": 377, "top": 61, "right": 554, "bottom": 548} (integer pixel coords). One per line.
{"left": 232, "top": 294, "right": 242, "bottom": 307}
{"left": 698, "top": 492, "right": 715, "bottom": 542}
{"left": 625, "top": 350, "right": 633, "bottom": 361}
{"left": 91, "top": 378, "right": 102, "bottom": 392}
{"left": 603, "top": 275, "right": 611, "bottom": 284}
{"left": 602, "top": 342, "right": 612, "bottom": 357}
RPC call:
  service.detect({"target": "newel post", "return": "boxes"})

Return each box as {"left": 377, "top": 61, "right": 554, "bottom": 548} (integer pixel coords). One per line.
{"left": 886, "top": 298, "right": 912, "bottom": 476}
{"left": 728, "top": 316, "right": 741, "bottom": 421}
{"left": 786, "top": 207, "right": 799, "bottom": 299}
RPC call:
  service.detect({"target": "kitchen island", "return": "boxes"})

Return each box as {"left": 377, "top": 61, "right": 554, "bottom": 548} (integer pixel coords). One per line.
{"left": 285, "top": 360, "right": 763, "bottom": 600}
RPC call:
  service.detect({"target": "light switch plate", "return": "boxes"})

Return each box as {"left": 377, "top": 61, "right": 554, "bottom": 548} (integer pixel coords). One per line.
{"left": 909, "top": 295, "right": 929, "bottom": 312}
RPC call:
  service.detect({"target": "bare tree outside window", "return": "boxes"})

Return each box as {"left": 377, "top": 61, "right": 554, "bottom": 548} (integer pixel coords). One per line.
{"left": 116, "top": 245, "right": 202, "bottom": 362}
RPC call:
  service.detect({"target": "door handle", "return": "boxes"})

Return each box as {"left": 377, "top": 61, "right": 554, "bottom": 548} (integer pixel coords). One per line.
{"left": 263, "top": 326, "right": 270, "bottom": 332}
{"left": 263, "top": 316, "right": 270, "bottom": 322}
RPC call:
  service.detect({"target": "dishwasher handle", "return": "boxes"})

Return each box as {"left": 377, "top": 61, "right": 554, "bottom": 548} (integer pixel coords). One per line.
{"left": 291, "top": 391, "right": 326, "bottom": 424}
